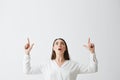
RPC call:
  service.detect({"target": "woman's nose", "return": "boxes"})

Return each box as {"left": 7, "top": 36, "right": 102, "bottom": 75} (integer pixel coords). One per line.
{"left": 58, "top": 44, "right": 62, "bottom": 47}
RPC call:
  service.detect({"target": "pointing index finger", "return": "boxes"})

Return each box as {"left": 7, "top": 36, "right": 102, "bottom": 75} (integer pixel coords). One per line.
{"left": 88, "top": 37, "right": 91, "bottom": 43}
{"left": 27, "top": 38, "right": 30, "bottom": 44}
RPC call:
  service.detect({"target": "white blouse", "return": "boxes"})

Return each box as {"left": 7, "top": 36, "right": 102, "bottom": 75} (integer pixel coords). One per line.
{"left": 23, "top": 53, "right": 98, "bottom": 80}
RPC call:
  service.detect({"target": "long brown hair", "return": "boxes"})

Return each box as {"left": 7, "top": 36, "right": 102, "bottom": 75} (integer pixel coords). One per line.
{"left": 51, "top": 38, "right": 70, "bottom": 60}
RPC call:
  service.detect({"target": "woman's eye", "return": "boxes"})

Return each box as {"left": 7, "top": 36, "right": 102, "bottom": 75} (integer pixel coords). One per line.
{"left": 61, "top": 42, "right": 65, "bottom": 45}
{"left": 55, "top": 41, "right": 65, "bottom": 46}
{"left": 55, "top": 42, "right": 58, "bottom": 45}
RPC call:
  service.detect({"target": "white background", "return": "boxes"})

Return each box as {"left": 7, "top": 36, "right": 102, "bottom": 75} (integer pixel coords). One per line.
{"left": 0, "top": 0, "right": 120, "bottom": 80}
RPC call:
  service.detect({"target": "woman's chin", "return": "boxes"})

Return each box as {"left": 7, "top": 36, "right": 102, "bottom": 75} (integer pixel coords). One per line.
{"left": 56, "top": 51, "right": 64, "bottom": 55}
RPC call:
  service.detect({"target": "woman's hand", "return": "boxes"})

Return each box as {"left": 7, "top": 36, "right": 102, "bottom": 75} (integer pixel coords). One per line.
{"left": 24, "top": 38, "right": 34, "bottom": 55}
{"left": 83, "top": 38, "right": 95, "bottom": 54}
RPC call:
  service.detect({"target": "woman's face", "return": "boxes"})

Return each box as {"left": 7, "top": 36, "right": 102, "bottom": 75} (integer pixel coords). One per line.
{"left": 53, "top": 39, "right": 66, "bottom": 55}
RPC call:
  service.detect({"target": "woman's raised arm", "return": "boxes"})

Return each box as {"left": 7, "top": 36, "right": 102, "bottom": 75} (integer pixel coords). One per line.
{"left": 23, "top": 38, "right": 43, "bottom": 74}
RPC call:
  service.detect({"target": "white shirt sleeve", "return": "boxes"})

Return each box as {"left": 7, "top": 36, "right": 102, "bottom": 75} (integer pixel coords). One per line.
{"left": 23, "top": 54, "right": 43, "bottom": 74}
{"left": 78, "top": 53, "right": 98, "bottom": 74}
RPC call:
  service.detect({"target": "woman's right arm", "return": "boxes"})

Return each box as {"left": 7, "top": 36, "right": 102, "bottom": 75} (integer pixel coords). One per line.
{"left": 23, "top": 38, "right": 42, "bottom": 74}
{"left": 23, "top": 54, "right": 43, "bottom": 74}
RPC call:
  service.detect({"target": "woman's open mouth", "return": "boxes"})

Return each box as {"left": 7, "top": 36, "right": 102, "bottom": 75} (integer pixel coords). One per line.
{"left": 58, "top": 48, "right": 62, "bottom": 51}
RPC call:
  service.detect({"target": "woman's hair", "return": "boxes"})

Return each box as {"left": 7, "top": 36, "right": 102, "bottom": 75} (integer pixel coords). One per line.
{"left": 51, "top": 38, "right": 70, "bottom": 60}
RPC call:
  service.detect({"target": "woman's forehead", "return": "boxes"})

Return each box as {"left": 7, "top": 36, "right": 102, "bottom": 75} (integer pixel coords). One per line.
{"left": 55, "top": 39, "right": 64, "bottom": 43}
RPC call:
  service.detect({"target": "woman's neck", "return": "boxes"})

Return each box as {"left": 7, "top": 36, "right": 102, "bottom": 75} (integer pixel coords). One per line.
{"left": 55, "top": 55, "right": 65, "bottom": 63}
{"left": 55, "top": 55, "right": 65, "bottom": 67}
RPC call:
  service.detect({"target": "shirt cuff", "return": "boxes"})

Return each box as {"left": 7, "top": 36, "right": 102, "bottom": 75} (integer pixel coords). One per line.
{"left": 24, "top": 54, "right": 30, "bottom": 60}
{"left": 89, "top": 53, "right": 97, "bottom": 64}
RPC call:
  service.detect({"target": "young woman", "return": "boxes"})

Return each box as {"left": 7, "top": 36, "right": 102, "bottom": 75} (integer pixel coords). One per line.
{"left": 23, "top": 38, "right": 98, "bottom": 80}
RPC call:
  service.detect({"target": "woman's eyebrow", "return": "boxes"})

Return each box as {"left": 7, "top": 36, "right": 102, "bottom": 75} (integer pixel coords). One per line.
{"left": 60, "top": 41, "right": 65, "bottom": 44}
{"left": 55, "top": 41, "right": 58, "bottom": 43}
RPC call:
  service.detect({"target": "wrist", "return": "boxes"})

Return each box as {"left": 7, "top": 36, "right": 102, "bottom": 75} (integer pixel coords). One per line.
{"left": 25, "top": 51, "right": 30, "bottom": 55}
{"left": 26, "top": 53, "right": 30, "bottom": 55}
{"left": 90, "top": 50, "right": 95, "bottom": 54}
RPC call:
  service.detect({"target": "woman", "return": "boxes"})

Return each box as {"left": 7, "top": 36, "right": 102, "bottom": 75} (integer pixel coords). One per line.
{"left": 23, "top": 38, "right": 98, "bottom": 80}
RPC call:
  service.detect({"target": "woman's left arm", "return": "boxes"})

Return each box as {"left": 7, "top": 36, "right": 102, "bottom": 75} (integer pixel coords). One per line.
{"left": 78, "top": 52, "right": 98, "bottom": 74}
{"left": 78, "top": 38, "right": 98, "bottom": 74}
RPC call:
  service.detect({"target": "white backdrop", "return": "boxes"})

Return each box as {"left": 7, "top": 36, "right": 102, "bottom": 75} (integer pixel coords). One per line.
{"left": 0, "top": 0, "right": 120, "bottom": 80}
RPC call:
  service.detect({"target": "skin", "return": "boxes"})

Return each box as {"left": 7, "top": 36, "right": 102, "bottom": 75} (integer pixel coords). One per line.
{"left": 24, "top": 37, "right": 95, "bottom": 67}
{"left": 83, "top": 38, "right": 95, "bottom": 53}
{"left": 53, "top": 39, "right": 66, "bottom": 67}
{"left": 24, "top": 38, "right": 34, "bottom": 55}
